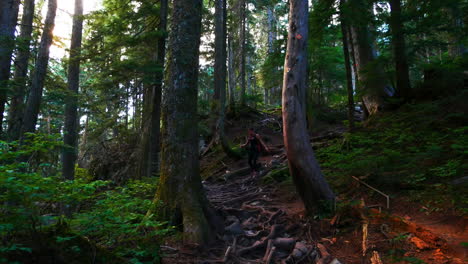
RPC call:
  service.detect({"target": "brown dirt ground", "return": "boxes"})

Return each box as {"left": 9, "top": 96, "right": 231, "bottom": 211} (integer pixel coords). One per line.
{"left": 161, "top": 109, "right": 467, "bottom": 264}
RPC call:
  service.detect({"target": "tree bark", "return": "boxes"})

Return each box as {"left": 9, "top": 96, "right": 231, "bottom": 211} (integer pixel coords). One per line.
{"left": 347, "top": 0, "right": 386, "bottom": 115}
{"left": 339, "top": 1, "right": 355, "bottom": 131}
{"left": 265, "top": 5, "right": 276, "bottom": 105}
{"left": 7, "top": 0, "right": 35, "bottom": 140}
{"left": 239, "top": 0, "right": 247, "bottom": 106}
{"left": 0, "top": 0, "right": 20, "bottom": 134}
{"left": 153, "top": 0, "right": 222, "bottom": 245}
{"left": 389, "top": 0, "right": 411, "bottom": 100}
{"left": 148, "top": 0, "right": 168, "bottom": 176}
{"left": 214, "top": 0, "right": 238, "bottom": 158}
{"left": 62, "top": 0, "right": 83, "bottom": 180}
{"left": 138, "top": 82, "right": 151, "bottom": 178}
{"left": 282, "top": 0, "right": 335, "bottom": 213}
{"left": 20, "top": 0, "right": 57, "bottom": 137}
{"left": 227, "top": 34, "right": 236, "bottom": 109}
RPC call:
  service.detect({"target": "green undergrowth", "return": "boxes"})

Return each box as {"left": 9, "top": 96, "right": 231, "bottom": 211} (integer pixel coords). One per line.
{"left": 256, "top": 93, "right": 467, "bottom": 214}
{"left": 262, "top": 165, "right": 290, "bottom": 184}
{"left": 0, "top": 135, "right": 171, "bottom": 263}
{"left": 316, "top": 92, "right": 468, "bottom": 214}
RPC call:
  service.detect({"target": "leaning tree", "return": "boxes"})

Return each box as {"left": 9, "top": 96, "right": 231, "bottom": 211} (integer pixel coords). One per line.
{"left": 282, "top": 0, "right": 336, "bottom": 213}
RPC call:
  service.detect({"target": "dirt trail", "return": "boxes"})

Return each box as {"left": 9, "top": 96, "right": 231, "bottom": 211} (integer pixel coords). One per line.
{"left": 162, "top": 110, "right": 340, "bottom": 263}
{"left": 161, "top": 110, "right": 467, "bottom": 264}
{"left": 163, "top": 161, "right": 338, "bottom": 263}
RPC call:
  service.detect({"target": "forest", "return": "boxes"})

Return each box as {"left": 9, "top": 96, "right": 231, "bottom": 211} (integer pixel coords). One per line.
{"left": 0, "top": 0, "right": 467, "bottom": 263}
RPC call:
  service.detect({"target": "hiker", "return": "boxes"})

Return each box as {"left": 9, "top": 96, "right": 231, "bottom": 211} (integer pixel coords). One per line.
{"left": 240, "top": 128, "right": 270, "bottom": 175}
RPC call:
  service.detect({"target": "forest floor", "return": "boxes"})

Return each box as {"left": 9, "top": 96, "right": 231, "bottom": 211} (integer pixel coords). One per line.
{"left": 161, "top": 103, "right": 467, "bottom": 264}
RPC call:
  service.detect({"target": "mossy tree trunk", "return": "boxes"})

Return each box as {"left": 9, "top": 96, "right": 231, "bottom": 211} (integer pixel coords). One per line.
{"left": 153, "top": 0, "right": 222, "bottom": 245}
{"left": 282, "top": 0, "right": 336, "bottom": 213}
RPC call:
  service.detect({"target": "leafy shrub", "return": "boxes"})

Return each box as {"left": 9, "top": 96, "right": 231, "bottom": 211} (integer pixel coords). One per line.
{"left": 0, "top": 134, "right": 171, "bottom": 263}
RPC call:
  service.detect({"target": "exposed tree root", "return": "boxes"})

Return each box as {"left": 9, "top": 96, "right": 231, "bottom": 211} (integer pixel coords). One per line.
{"left": 192, "top": 138, "right": 343, "bottom": 263}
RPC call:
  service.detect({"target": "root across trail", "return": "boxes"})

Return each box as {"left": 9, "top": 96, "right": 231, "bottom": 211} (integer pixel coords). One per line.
{"left": 160, "top": 109, "right": 466, "bottom": 264}
{"left": 162, "top": 161, "right": 340, "bottom": 264}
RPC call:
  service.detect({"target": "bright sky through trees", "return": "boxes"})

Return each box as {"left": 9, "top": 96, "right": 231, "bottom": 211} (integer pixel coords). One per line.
{"left": 48, "top": 0, "right": 102, "bottom": 58}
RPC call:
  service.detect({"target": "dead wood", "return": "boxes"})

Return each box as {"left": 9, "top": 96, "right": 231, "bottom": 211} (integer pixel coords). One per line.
{"left": 237, "top": 240, "right": 267, "bottom": 256}
{"left": 223, "top": 192, "right": 262, "bottom": 206}
{"left": 223, "top": 246, "right": 232, "bottom": 262}
{"left": 202, "top": 137, "right": 216, "bottom": 156}
{"left": 264, "top": 246, "right": 276, "bottom": 264}
{"left": 267, "top": 210, "right": 284, "bottom": 225}
{"left": 223, "top": 167, "right": 251, "bottom": 180}
{"left": 265, "top": 224, "right": 284, "bottom": 240}
{"left": 237, "top": 225, "right": 283, "bottom": 256}
{"left": 272, "top": 238, "right": 295, "bottom": 252}
{"left": 370, "top": 251, "right": 383, "bottom": 264}
{"left": 295, "top": 248, "right": 317, "bottom": 264}
{"left": 263, "top": 239, "right": 273, "bottom": 262}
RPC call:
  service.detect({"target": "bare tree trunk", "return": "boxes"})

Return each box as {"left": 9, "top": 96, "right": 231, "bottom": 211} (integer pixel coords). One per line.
{"left": 138, "top": 82, "right": 152, "bottom": 178}
{"left": 20, "top": 0, "right": 57, "bottom": 137}
{"left": 215, "top": 0, "right": 238, "bottom": 158}
{"left": 267, "top": 6, "right": 275, "bottom": 54}
{"left": 264, "top": 5, "right": 275, "bottom": 105}
{"left": 239, "top": 0, "right": 246, "bottom": 106}
{"left": 339, "top": 1, "right": 355, "bottom": 130}
{"left": 62, "top": 0, "right": 83, "bottom": 180}
{"left": 152, "top": 0, "right": 222, "bottom": 245}
{"left": 148, "top": 0, "right": 168, "bottom": 176}
{"left": 0, "top": 0, "right": 20, "bottom": 133}
{"left": 347, "top": 0, "right": 386, "bottom": 115}
{"left": 8, "top": 0, "right": 35, "bottom": 140}
{"left": 389, "top": 0, "right": 411, "bottom": 100}
{"left": 227, "top": 34, "right": 235, "bottom": 109}
{"left": 282, "top": 0, "right": 335, "bottom": 213}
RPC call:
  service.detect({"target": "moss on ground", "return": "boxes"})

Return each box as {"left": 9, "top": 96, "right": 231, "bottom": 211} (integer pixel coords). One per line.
{"left": 316, "top": 93, "right": 468, "bottom": 214}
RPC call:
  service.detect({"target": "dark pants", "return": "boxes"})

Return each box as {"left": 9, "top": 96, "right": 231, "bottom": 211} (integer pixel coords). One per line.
{"left": 248, "top": 150, "right": 259, "bottom": 172}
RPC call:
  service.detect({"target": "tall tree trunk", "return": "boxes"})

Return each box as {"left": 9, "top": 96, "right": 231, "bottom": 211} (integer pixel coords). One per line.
{"left": 239, "top": 0, "right": 246, "bottom": 106}
{"left": 448, "top": 5, "right": 466, "bottom": 57}
{"left": 152, "top": 0, "right": 222, "bottom": 244}
{"left": 8, "top": 0, "right": 35, "bottom": 140}
{"left": 0, "top": 0, "right": 20, "bottom": 133}
{"left": 148, "top": 0, "right": 168, "bottom": 177}
{"left": 62, "top": 0, "right": 83, "bottom": 180}
{"left": 339, "top": 1, "right": 355, "bottom": 130}
{"left": 227, "top": 34, "right": 236, "bottom": 109}
{"left": 389, "top": 0, "right": 411, "bottom": 100}
{"left": 267, "top": 6, "right": 275, "bottom": 54}
{"left": 347, "top": 0, "right": 386, "bottom": 115}
{"left": 20, "top": 0, "right": 57, "bottom": 137}
{"left": 138, "top": 82, "right": 152, "bottom": 178}
{"left": 282, "top": 0, "right": 335, "bottom": 213}
{"left": 214, "top": 0, "right": 238, "bottom": 158}
{"left": 265, "top": 5, "right": 275, "bottom": 105}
